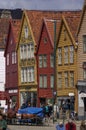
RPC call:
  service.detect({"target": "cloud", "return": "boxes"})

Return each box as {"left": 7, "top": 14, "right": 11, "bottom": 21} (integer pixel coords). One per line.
{"left": 0, "top": 0, "right": 84, "bottom": 10}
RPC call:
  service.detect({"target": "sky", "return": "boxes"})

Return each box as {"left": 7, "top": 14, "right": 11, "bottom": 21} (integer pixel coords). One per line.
{"left": 0, "top": 0, "right": 84, "bottom": 10}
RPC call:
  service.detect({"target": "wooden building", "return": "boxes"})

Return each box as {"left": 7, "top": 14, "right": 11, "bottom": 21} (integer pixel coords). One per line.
{"left": 56, "top": 13, "right": 81, "bottom": 113}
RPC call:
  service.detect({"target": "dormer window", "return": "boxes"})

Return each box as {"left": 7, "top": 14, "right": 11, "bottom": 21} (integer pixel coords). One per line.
{"left": 24, "top": 25, "right": 28, "bottom": 38}
{"left": 44, "top": 37, "right": 47, "bottom": 44}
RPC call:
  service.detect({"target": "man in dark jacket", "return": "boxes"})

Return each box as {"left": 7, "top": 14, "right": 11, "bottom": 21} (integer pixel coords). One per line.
{"left": 0, "top": 114, "right": 7, "bottom": 130}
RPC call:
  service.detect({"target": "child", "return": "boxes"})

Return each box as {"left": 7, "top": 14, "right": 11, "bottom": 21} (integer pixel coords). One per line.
{"left": 0, "top": 114, "right": 7, "bottom": 130}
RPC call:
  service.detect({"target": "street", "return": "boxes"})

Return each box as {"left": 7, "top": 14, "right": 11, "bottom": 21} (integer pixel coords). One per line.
{"left": 7, "top": 121, "right": 80, "bottom": 130}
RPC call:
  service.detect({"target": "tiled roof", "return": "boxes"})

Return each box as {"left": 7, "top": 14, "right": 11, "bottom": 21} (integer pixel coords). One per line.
{"left": 11, "top": 20, "right": 21, "bottom": 43}
{"left": 26, "top": 10, "right": 81, "bottom": 45}
{"left": 65, "top": 14, "right": 81, "bottom": 41}
{"left": 0, "top": 18, "right": 9, "bottom": 49}
{"left": 45, "top": 18, "right": 61, "bottom": 46}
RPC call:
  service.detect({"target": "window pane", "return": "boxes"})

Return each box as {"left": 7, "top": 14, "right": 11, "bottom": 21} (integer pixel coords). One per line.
{"left": 69, "top": 46, "right": 74, "bottom": 63}
{"left": 31, "top": 67, "right": 34, "bottom": 82}
{"left": 70, "top": 71, "right": 74, "bottom": 87}
{"left": 21, "top": 68, "right": 24, "bottom": 83}
{"left": 84, "top": 69, "right": 86, "bottom": 80}
{"left": 64, "top": 47, "right": 68, "bottom": 64}
{"left": 50, "top": 54, "right": 54, "bottom": 67}
{"left": 83, "top": 35, "right": 86, "bottom": 53}
{"left": 39, "top": 75, "right": 43, "bottom": 88}
{"left": 7, "top": 53, "right": 9, "bottom": 66}
{"left": 20, "top": 46, "right": 23, "bottom": 60}
{"left": 24, "top": 26, "right": 28, "bottom": 38}
{"left": 58, "top": 73, "right": 62, "bottom": 88}
{"left": 39, "top": 55, "right": 42, "bottom": 68}
{"left": 50, "top": 75, "right": 54, "bottom": 88}
{"left": 58, "top": 48, "right": 62, "bottom": 65}
{"left": 43, "top": 55, "right": 47, "bottom": 67}
{"left": 44, "top": 75, "right": 47, "bottom": 88}
{"left": 30, "top": 44, "right": 34, "bottom": 58}
{"left": 64, "top": 72, "right": 68, "bottom": 87}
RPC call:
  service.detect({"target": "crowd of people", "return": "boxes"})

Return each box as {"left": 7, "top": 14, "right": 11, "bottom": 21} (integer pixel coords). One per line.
{"left": 56, "top": 119, "right": 86, "bottom": 130}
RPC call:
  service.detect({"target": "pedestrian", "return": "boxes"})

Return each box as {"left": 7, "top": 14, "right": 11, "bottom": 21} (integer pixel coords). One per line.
{"left": 0, "top": 114, "right": 7, "bottom": 130}
{"left": 56, "top": 121, "right": 65, "bottom": 130}
{"left": 65, "top": 119, "right": 76, "bottom": 130}
{"left": 80, "top": 120, "right": 86, "bottom": 130}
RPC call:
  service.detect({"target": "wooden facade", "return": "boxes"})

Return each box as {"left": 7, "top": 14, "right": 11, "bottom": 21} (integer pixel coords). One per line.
{"left": 4, "top": 20, "right": 21, "bottom": 109}
{"left": 16, "top": 11, "right": 37, "bottom": 108}
{"left": 77, "top": 0, "right": 86, "bottom": 119}
{"left": 56, "top": 15, "right": 80, "bottom": 113}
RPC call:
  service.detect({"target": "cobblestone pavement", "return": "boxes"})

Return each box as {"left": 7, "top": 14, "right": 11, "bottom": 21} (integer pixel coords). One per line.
{"left": 7, "top": 120, "right": 81, "bottom": 130}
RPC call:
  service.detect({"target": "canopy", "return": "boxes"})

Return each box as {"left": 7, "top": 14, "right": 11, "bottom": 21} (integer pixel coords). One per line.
{"left": 18, "top": 107, "right": 44, "bottom": 117}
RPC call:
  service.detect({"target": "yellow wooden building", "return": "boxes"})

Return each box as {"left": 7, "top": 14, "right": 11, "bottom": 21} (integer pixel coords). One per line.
{"left": 16, "top": 11, "right": 37, "bottom": 108}
{"left": 56, "top": 13, "right": 81, "bottom": 113}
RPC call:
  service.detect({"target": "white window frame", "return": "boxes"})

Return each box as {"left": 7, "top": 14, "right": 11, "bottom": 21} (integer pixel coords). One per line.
{"left": 50, "top": 54, "right": 54, "bottom": 67}
{"left": 69, "top": 46, "right": 74, "bottom": 64}
{"left": 57, "top": 72, "right": 62, "bottom": 88}
{"left": 64, "top": 46, "right": 68, "bottom": 64}
{"left": 83, "top": 35, "right": 86, "bottom": 53}
{"left": 50, "top": 75, "right": 54, "bottom": 88}
{"left": 58, "top": 48, "right": 62, "bottom": 65}
{"left": 24, "top": 25, "right": 28, "bottom": 39}
{"left": 7, "top": 53, "right": 9, "bottom": 66}
{"left": 70, "top": 71, "right": 74, "bottom": 87}
{"left": 64, "top": 72, "right": 68, "bottom": 87}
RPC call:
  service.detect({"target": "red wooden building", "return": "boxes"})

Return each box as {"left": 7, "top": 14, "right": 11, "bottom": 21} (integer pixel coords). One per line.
{"left": 4, "top": 20, "right": 21, "bottom": 108}
{"left": 36, "top": 18, "right": 60, "bottom": 106}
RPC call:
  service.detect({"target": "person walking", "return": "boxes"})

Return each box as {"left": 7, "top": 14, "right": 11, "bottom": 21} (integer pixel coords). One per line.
{"left": 65, "top": 119, "right": 76, "bottom": 130}
{"left": 80, "top": 120, "right": 86, "bottom": 130}
{"left": 0, "top": 114, "right": 7, "bottom": 130}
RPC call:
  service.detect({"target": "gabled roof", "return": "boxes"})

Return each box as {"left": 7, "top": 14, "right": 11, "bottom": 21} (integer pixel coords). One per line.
{"left": 16, "top": 10, "right": 81, "bottom": 50}
{"left": 77, "top": 0, "right": 86, "bottom": 35}
{"left": 57, "top": 13, "right": 81, "bottom": 48}
{"left": 36, "top": 18, "right": 61, "bottom": 54}
{"left": 4, "top": 20, "right": 21, "bottom": 57}
{"left": 25, "top": 10, "right": 81, "bottom": 45}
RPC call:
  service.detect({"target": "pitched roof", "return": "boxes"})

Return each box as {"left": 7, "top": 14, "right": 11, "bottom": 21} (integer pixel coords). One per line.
{"left": 4, "top": 20, "right": 21, "bottom": 57}
{"left": 57, "top": 13, "right": 81, "bottom": 48}
{"left": 25, "top": 10, "right": 81, "bottom": 45}
{"left": 0, "top": 18, "right": 9, "bottom": 49}
{"left": 77, "top": 0, "right": 86, "bottom": 35}
{"left": 11, "top": 20, "right": 21, "bottom": 43}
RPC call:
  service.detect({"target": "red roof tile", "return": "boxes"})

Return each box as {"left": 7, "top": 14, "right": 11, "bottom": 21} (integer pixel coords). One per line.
{"left": 25, "top": 10, "right": 81, "bottom": 44}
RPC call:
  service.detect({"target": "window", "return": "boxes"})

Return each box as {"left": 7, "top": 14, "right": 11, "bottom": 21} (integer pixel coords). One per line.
{"left": 58, "top": 48, "right": 62, "bottom": 65}
{"left": 21, "top": 67, "right": 35, "bottom": 83}
{"left": 39, "top": 75, "right": 47, "bottom": 88}
{"left": 7, "top": 53, "right": 9, "bottom": 66}
{"left": 43, "top": 55, "right": 47, "bottom": 67}
{"left": 39, "top": 75, "right": 43, "bottom": 88}
{"left": 57, "top": 72, "right": 62, "bottom": 88}
{"left": 44, "top": 37, "right": 47, "bottom": 44}
{"left": 24, "top": 25, "right": 28, "bottom": 38}
{"left": 39, "top": 55, "right": 42, "bottom": 68}
{"left": 50, "top": 54, "right": 54, "bottom": 67}
{"left": 64, "top": 72, "right": 68, "bottom": 87}
{"left": 83, "top": 35, "right": 86, "bottom": 53}
{"left": 69, "top": 46, "right": 74, "bottom": 63}
{"left": 64, "top": 46, "right": 68, "bottom": 64}
{"left": 83, "top": 69, "right": 86, "bottom": 80}
{"left": 70, "top": 71, "right": 74, "bottom": 87}
{"left": 12, "top": 52, "right": 17, "bottom": 64}
{"left": 50, "top": 75, "right": 54, "bottom": 88}
{"left": 20, "top": 43, "right": 34, "bottom": 60}
{"left": 39, "top": 55, "right": 47, "bottom": 68}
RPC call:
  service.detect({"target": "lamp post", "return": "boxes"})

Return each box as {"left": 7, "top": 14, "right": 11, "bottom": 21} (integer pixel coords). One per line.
{"left": 46, "top": 19, "right": 58, "bottom": 123}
